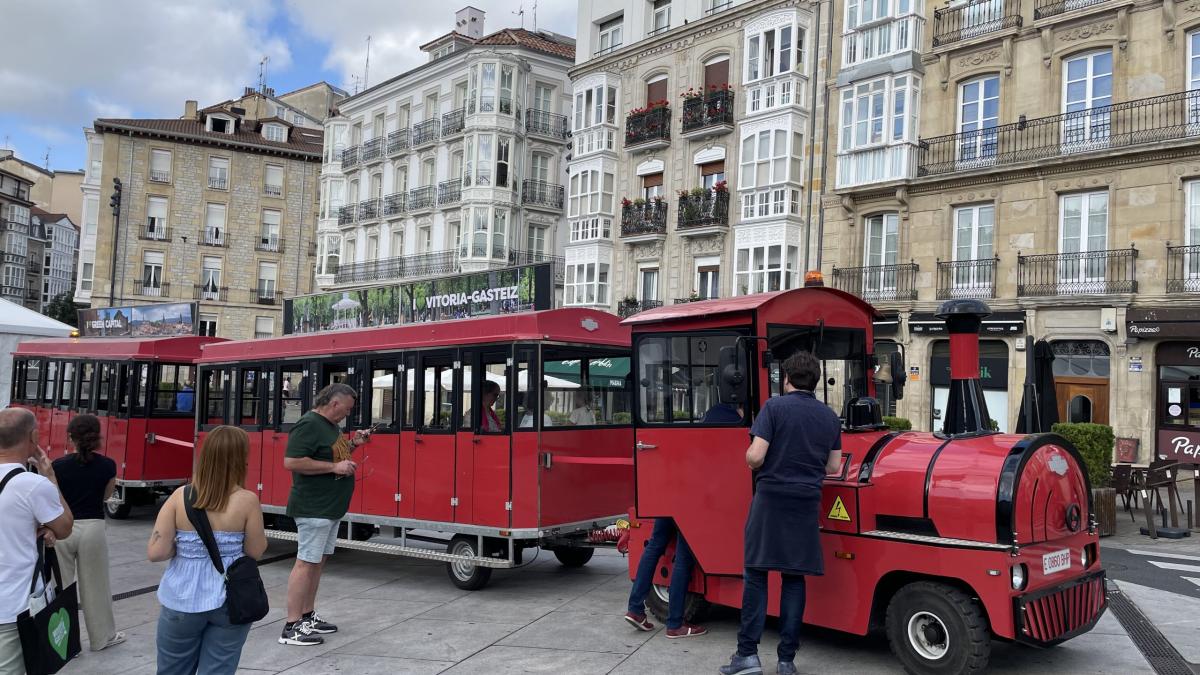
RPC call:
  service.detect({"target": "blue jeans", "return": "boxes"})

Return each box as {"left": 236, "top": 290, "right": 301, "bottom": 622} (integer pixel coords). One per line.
{"left": 156, "top": 603, "right": 252, "bottom": 675}
{"left": 737, "top": 569, "right": 807, "bottom": 662}
{"left": 626, "top": 517, "right": 696, "bottom": 630}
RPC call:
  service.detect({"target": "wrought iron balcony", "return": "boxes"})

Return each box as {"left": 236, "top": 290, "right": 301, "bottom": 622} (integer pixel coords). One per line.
{"left": 141, "top": 222, "right": 170, "bottom": 241}
{"left": 387, "top": 129, "right": 410, "bottom": 155}
{"left": 255, "top": 288, "right": 283, "bottom": 306}
{"left": 521, "top": 180, "right": 565, "bottom": 210}
{"left": 131, "top": 281, "right": 169, "bottom": 298}
{"left": 1017, "top": 247, "right": 1138, "bottom": 296}
{"left": 625, "top": 106, "right": 671, "bottom": 149}
{"left": 438, "top": 179, "right": 462, "bottom": 206}
{"left": 199, "top": 227, "right": 225, "bottom": 247}
{"left": 382, "top": 192, "right": 407, "bottom": 217}
{"left": 526, "top": 110, "right": 570, "bottom": 139}
{"left": 932, "top": 0, "right": 1022, "bottom": 47}
{"left": 618, "top": 299, "right": 664, "bottom": 318}
{"left": 334, "top": 250, "right": 459, "bottom": 285}
{"left": 1167, "top": 244, "right": 1200, "bottom": 293}
{"left": 1034, "top": 0, "right": 1108, "bottom": 19}
{"left": 263, "top": 184, "right": 282, "bottom": 197}
{"left": 441, "top": 109, "right": 465, "bottom": 136}
{"left": 207, "top": 175, "right": 227, "bottom": 190}
{"left": 256, "top": 235, "right": 283, "bottom": 253}
{"left": 413, "top": 120, "right": 439, "bottom": 146}
{"left": 341, "top": 145, "right": 360, "bottom": 168}
{"left": 936, "top": 257, "right": 998, "bottom": 299}
{"left": 357, "top": 198, "right": 380, "bottom": 221}
{"left": 705, "top": 0, "right": 733, "bottom": 14}
{"left": 361, "top": 137, "right": 383, "bottom": 163}
{"left": 149, "top": 170, "right": 170, "bottom": 183}
{"left": 831, "top": 263, "right": 920, "bottom": 302}
{"left": 337, "top": 205, "right": 356, "bottom": 226}
{"left": 2, "top": 252, "right": 25, "bottom": 265}
{"left": 621, "top": 201, "right": 669, "bottom": 237}
{"left": 408, "top": 186, "right": 436, "bottom": 211}
{"left": 917, "top": 89, "right": 1200, "bottom": 176}
{"left": 677, "top": 190, "right": 729, "bottom": 230}
{"left": 193, "top": 284, "right": 228, "bottom": 301}
{"left": 507, "top": 249, "right": 564, "bottom": 278}
{"left": 681, "top": 90, "right": 735, "bottom": 137}
{"left": 0, "top": 285, "right": 22, "bottom": 298}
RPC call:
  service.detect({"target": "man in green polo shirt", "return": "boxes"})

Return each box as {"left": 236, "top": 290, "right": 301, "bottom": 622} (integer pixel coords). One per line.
{"left": 279, "top": 383, "right": 369, "bottom": 646}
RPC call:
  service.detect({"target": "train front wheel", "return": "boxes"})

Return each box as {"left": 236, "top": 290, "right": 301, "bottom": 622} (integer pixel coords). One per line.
{"left": 646, "top": 584, "right": 710, "bottom": 624}
{"left": 885, "top": 581, "right": 990, "bottom": 675}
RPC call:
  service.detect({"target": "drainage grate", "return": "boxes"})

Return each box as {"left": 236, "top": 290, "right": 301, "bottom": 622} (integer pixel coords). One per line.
{"left": 1106, "top": 585, "right": 1195, "bottom": 675}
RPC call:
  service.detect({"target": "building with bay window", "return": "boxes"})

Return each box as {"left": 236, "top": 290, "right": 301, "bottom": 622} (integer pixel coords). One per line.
{"left": 315, "top": 7, "right": 574, "bottom": 292}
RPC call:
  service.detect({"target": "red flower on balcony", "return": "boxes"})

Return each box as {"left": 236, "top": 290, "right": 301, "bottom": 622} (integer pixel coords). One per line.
{"left": 713, "top": 180, "right": 728, "bottom": 193}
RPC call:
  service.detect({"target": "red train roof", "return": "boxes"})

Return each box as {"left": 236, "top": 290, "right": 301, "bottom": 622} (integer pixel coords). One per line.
{"left": 198, "top": 308, "right": 629, "bottom": 363}
{"left": 620, "top": 287, "right": 882, "bottom": 326}
{"left": 13, "top": 336, "right": 226, "bottom": 361}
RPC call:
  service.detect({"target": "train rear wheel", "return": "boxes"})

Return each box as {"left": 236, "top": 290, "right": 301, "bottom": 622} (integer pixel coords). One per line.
{"left": 885, "top": 581, "right": 990, "bottom": 675}
{"left": 104, "top": 501, "right": 132, "bottom": 520}
{"left": 646, "top": 584, "right": 710, "bottom": 624}
{"left": 446, "top": 535, "right": 493, "bottom": 590}
{"left": 552, "top": 546, "right": 594, "bottom": 568}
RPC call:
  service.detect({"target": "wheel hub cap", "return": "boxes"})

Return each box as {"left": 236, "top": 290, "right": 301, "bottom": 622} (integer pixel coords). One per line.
{"left": 907, "top": 611, "right": 950, "bottom": 661}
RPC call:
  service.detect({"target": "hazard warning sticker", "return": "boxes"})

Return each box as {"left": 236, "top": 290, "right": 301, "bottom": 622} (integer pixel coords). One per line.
{"left": 828, "top": 496, "right": 851, "bottom": 522}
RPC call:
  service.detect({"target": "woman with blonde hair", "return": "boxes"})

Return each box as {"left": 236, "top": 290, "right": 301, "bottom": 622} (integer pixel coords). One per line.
{"left": 148, "top": 426, "right": 267, "bottom": 675}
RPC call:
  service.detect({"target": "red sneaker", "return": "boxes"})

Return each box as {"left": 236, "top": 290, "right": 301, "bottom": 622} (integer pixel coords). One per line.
{"left": 666, "top": 623, "right": 708, "bottom": 639}
{"left": 624, "top": 612, "right": 655, "bottom": 632}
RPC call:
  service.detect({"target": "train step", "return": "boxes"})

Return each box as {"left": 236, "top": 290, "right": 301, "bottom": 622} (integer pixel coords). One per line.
{"left": 264, "top": 529, "right": 515, "bottom": 568}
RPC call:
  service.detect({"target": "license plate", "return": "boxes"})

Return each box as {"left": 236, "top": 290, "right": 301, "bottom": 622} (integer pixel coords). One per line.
{"left": 1043, "top": 549, "right": 1071, "bottom": 576}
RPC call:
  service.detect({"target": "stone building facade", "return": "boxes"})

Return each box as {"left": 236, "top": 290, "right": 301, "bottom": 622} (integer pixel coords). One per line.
{"left": 0, "top": 168, "right": 36, "bottom": 309}
{"left": 0, "top": 151, "right": 83, "bottom": 227}
{"left": 83, "top": 101, "right": 323, "bottom": 339}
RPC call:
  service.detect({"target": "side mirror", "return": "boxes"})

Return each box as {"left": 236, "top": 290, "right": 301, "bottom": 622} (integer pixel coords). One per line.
{"left": 889, "top": 351, "right": 907, "bottom": 400}
{"left": 718, "top": 344, "right": 748, "bottom": 404}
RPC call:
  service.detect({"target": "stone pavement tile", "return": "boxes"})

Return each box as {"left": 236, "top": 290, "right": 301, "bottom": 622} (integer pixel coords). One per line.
{"left": 557, "top": 575, "right": 634, "bottom": 615}
{"left": 332, "top": 618, "right": 522, "bottom": 662}
{"left": 987, "top": 630, "right": 1153, "bottom": 673}
{"left": 277, "top": 653, "right": 453, "bottom": 674}
{"left": 418, "top": 592, "right": 567, "bottom": 624}
{"left": 352, "top": 576, "right": 472, "bottom": 604}
{"left": 1116, "top": 579, "right": 1200, "bottom": 663}
{"left": 442, "top": 644, "right": 627, "bottom": 674}
{"left": 498, "top": 608, "right": 658, "bottom": 654}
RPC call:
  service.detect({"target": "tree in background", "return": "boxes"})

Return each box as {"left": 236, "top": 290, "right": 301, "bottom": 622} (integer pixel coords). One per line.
{"left": 44, "top": 292, "right": 78, "bottom": 327}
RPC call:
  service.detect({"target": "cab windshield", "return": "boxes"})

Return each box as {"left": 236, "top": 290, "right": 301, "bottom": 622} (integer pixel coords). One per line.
{"left": 766, "top": 324, "right": 869, "bottom": 413}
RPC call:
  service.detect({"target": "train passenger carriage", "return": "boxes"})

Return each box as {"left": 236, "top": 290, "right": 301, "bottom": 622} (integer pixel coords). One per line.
{"left": 11, "top": 336, "right": 223, "bottom": 518}
{"left": 196, "top": 307, "right": 634, "bottom": 589}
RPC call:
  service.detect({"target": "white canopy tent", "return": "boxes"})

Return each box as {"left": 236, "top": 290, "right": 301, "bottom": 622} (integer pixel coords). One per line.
{"left": 371, "top": 370, "right": 579, "bottom": 391}
{"left": 0, "top": 298, "right": 74, "bottom": 407}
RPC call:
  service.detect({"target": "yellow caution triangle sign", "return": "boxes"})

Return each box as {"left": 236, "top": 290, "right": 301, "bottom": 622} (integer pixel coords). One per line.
{"left": 828, "top": 496, "right": 851, "bottom": 522}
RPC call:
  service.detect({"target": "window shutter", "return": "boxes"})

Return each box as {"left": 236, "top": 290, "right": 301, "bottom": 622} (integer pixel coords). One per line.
{"left": 646, "top": 79, "right": 668, "bottom": 105}
{"left": 700, "top": 161, "right": 725, "bottom": 176}
{"left": 704, "top": 60, "right": 729, "bottom": 90}
{"left": 643, "top": 172, "right": 664, "bottom": 188}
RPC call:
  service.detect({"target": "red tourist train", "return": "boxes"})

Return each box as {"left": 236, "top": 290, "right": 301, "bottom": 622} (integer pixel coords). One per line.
{"left": 10, "top": 336, "right": 224, "bottom": 518}
{"left": 194, "top": 308, "right": 634, "bottom": 588}
{"left": 623, "top": 285, "right": 1105, "bottom": 674}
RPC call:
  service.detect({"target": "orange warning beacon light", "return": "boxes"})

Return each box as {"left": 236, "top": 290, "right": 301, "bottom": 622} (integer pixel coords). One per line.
{"left": 804, "top": 270, "right": 824, "bottom": 287}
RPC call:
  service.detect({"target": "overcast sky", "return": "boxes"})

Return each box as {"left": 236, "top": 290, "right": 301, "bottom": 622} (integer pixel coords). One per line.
{"left": 0, "top": 0, "right": 576, "bottom": 172}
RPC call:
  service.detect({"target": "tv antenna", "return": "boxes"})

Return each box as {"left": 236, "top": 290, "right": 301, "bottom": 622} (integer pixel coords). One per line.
{"left": 513, "top": 3, "right": 525, "bottom": 29}
{"left": 362, "top": 35, "right": 371, "bottom": 90}
{"left": 350, "top": 75, "right": 361, "bottom": 95}
{"left": 533, "top": 1, "right": 538, "bottom": 31}
{"left": 258, "top": 55, "right": 269, "bottom": 93}
{"left": 43, "top": 147, "right": 50, "bottom": 170}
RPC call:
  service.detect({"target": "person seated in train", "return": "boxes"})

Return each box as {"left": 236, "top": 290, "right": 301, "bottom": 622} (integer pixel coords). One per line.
{"left": 568, "top": 389, "right": 595, "bottom": 426}
{"left": 176, "top": 381, "right": 195, "bottom": 413}
{"left": 518, "top": 386, "right": 554, "bottom": 428}
{"left": 701, "top": 400, "right": 743, "bottom": 424}
{"left": 463, "top": 381, "right": 503, "bottom": 432}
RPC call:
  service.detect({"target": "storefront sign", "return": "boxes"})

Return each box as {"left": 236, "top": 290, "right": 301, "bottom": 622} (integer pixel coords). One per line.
{"left": 77, "top": 302, "right": 197, "bottom": 337}
{"left": 284, "top": 263, "right": 553, "bottom": 335}
{"left": 1157, "top": 429, "right": 1200, "bottom": 462}
{"left": 1129, "top": 355, "right": 1143, "bottom": 372}
{"left": 930, "top": 356, "right": 1010, "bottom": 389}
{"left": 909, "top": 311, "right": 1025, "bottom": 336}
{"left": 1128, "top": 308, "right": 1200, "bottom": 339}
{"left": 1116, "top": 437, "right": 1139, "bottom": 463}
{"left": 873, "top": 313, "right": 900, "bottom": 337}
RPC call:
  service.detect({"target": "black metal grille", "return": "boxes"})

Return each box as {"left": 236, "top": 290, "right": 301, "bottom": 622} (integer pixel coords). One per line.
{"left": 338, "top": 205, "right": 356, "bottom": 225}
{"left": 1167, "top": 244, "right": 1200, "bottom": 293}
{"left": 408, "top": 186, "right": 436, "bottom": 211}
{"left": 1106, "top": 586, "right": 1192, "bottom": 675}
{"left": 932, "top": 0, "right": 1022, "bottom": 47}
{"left": 626, "top": 106, "right": 671, "bottom": 147}
{"left": 361, "top": 137, "right": 383, "bottom": 163}
{"left": 387, "top": 130, "right": 410, "bottom": 155}
{"left": 621, "top": 202, "right": 668, "bottom": 236}
{"left": 437, "top": 179, "right": 462, "bottom": 206}
{"left": 357, "top": 198, "right": 380, "bottom": 221}
{"left": 521, "top": 180, "right": 565, "bottom": 209}
{"left": 441, "top": 109, "right": 465, "bottom": 136}
{"left": 618, "top": 299, "right": 663, "bottom": 318}
{"left": 383, "top": 192, "right": 406, "bottom": 217}
{"left": 1035, "top": 0, "right": 1108, "bottom": 19}
{"left": 193, "top": 284, "right": 227, "bottom": 301}
{"left": 413, "top": 120, "right": 439, "bottom": 145}
{"left": 681, "top": 90, "right": 735, "bottom": 134}
{"left": 919, "top": 89, "right": 1200, "bottom": 176}
{"left": 937, "top": 257, "right": 998, "bottom": 299}
{"left": 526, "top": 109, "right": 570, "bottom": 139}
{"left": 341, "top": 146, "right": 359, "bottom": 168}
{"left": 831, "top": 263, "right": 920, "bottom": 302}
{"left": 678, "top": 191, "right": 729, "bottom": 229}
{"left": 132, "top": 281, "right": 169, "bottom": 297}
{"left": 1017, "top": 247, "right": 1138, "bottom": 296}
{"left": 334, "top": 251, "right": 459, "bottom": 285}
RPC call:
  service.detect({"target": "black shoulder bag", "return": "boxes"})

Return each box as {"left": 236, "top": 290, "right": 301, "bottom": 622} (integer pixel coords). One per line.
{"left": 183, "top": 486, "right": 269, "bottom": 625}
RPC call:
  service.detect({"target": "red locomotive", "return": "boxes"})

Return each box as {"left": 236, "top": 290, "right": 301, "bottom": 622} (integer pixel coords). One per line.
{"left": 623, "top": 284, "right": 1104, "bottom": 674}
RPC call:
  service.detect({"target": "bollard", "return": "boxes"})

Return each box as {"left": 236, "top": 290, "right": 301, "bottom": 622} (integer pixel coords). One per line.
{"left": 1190, "top": 500, "right": 1195, "bottom": 531}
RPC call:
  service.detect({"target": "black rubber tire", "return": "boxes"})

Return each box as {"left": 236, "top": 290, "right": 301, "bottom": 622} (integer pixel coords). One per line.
{"left": 446, "top": 535, "right": 493, "bottom": 590}
{"left": 552, "top": 546, "right": 595, "bottom": 568}
{"left": 337, "top": 522, "right": 376, "bottom": 541}
{"left": 646, "top": 586, "right": 710, "bottom": 624}
{"left": 885, "top": 581, "right": 991, "bottom": 675}
{"left": 104, "top": 501, "right": 132, "bottom": 520}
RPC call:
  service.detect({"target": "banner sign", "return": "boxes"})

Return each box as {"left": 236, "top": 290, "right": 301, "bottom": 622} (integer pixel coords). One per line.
{"left": 77, "top": 302, "right": 197, "bottom": 338}
{"left": 1157, "top": 428, "right": 1200, "bottom": 462}
{"left": 909, "top": 311, "right": 1025, "bottom": 335}
{"left": 284, "top": 263, "right": 553, "bottom": 335}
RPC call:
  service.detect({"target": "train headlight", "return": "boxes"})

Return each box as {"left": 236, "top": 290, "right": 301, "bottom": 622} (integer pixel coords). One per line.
{"left": 1011, "top": 563, "right": 1028, "bottom": 590}
{"left": 1081, "top": 546, "right": 1089, "bottom": 568}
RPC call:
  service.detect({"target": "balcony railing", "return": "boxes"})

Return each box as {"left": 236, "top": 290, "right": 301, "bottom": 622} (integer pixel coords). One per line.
{"left": 194, "top": 284, "right": 228, "bottom": 301}
{"left": 625, "top": 106, "right": 671, "bottom": 148}
{"left": 199, "top": 227, "right": 225, "bottom": 247}
{"left": 341, "top": 145, "right": 360, "bottom": 168}
{"left": 132, "top": 281, "right": 169, "bottom": 298}
{"left": 521, "top": 180, "right": 565, "bottom": 210}
{"left": 677, "top": 190, "right": 730, "bottom": 229}
{"left": 334, "top": 250, "right": 459, "bottom": 285}
{"left": 1034, "top": 0, "right": 1108, "bottom": 19}
{"left": 255, "top": 289, "right": 282, "bottom": 305}
{"left": 437, "top": 179, "right": 462, "bottom": 206}
{"left": 621, "top": 201, "right": 669, "bottom": 236}
{"left": 1167, "top": 244, "right": 1200, "bottom": 293}
{"left": 917, "top": 90, "right": 1200, "bottom": 176}
{"left": 387, "top": 129, "right": 410, "bottom": 155}
{"left": 0, "top": 285, "right": 22, "bottom": 298}
{"left": 358, "top": 198, "right": 380, "bottom": 221}
{"left": 208, "top": 175, "right": 227, "bottom": 190}
{"left": 263, "top": 184, "right": 282, "bottom": 197}
{"left": 141, "top": 222, "right": 169, "bottom": 241}
{"left": 413, "top": 120, "right": 439, "bottom": 146}
{"left": 618, "top": 299, "right": 664, "bottom": 318}
{"left": 681, "top": 90, "right": 735, "bottom": 135}
{"left": 932, "top": 0, "right": 1022, "bottom": 47}
{"left": 2, "top": 252, "right": 25, "bottom": 265}
{"left": 361, "top": 138, "right": 383, "bottom": 163}
{"left": 831, "top": 263, "right": 920, "bottom": 302}
{"left": 936, "top": 257, "right": 998, "bottom": 299}
{"left": 408, "top": 186, "right": 436, "bottom": 211}
{"left": 705, "top": 0, "right": 733, "bottom": 14}
{"left": 442, "top": 109, "right": 465, "bottom": 136}
{"left": 383, "top": 192, "right": 407, "bottom": 217}
{"left": 526, "top": 109, "right": 570, "bottom": 139}
{"left": 338, "top": 205, "right": 356, "bottom": 226}
{"left": 1017, "top": 247, "right": 1138, "bottom": 296}
{"left": 149, "top": 170, "right": 170, "bottom": 183}
{"left": 256, "top": 235, "right": 283, "bottom": 253}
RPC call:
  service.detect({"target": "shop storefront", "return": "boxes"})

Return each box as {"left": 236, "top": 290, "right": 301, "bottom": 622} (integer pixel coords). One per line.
{"left": 1127, "top": 308, "right": 1200, "bottom": 462}
{"left": 929, "top": 339, "right": 1011, "bottom": 432}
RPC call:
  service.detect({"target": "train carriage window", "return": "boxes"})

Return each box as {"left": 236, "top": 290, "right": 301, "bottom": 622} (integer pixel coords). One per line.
{"left": 59, "top": 362, "right": 76, "bottom": 407}
{"left": 238, "top": 368, "right": 262, "bottom": 426}
{"left": 403, "top": 356, "right": 418, "bottom": 430}
{"left": 153, "top": 364, "right": 195, "bottom": 414}
{"left": 281, "top": 367, "right": 307, "bottom": 425}
{"left": 11, "top": 360, "right": 24, "bottom": 403}
{"left": 76, "top": 363, "right": 95, "bottom": 409}
{"left": 542, "top": 349, "right": 632, "bottom": 426}
{"left": 370, "top": 362, "right": 398, "bottom": 430}
{"left": 96, "top": 364, "right": 113, "bottom": 414}
{"left": 322, "top": 364, "right": 360, "bottom": 429}
{"left": 264, "top": 370, "right": 276, "bottom": 427}
{"left": 637, "top": 335, "right": 745, "bottom": 425}
{"left": 23, "top": 359, "right": 41, "bottom": 402}
{"left": 200, "top": 368, "right": 230, "bottom": 425}
{"left": 421, "top": 359, "right": 455, "bottom": 432}
{"left": 767, "top": 325, "right": 869, "bottom": 410}
{"left": 482, "top": 356, "right": 508, "bottom": 432}
{"left": 464, "top": 353, "right": 509, "bottom": 433}
{"left": 116, "top": 364, "right": 132, "bottom": 415}
{"left": 515, "top": 350, "right": 533, "bottom": 429}
{"left": 133, "top": 363, "right": 150, "bottom": 413}
{"left": 42, "top": 361, "right": 59, "bottom": 405}
{"left": 460, "top": 362, "right": 475, "bottom": 431}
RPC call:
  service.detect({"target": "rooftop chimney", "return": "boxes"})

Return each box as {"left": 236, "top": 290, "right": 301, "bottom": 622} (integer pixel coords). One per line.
{"left": 456, "top": 6, "right": 486, "bottom": 39}
{"left": 184, "top": 100, "right": 198, "bottom": 120}
{"left": 936, "top": 298, "right": 993, "bottom": 435}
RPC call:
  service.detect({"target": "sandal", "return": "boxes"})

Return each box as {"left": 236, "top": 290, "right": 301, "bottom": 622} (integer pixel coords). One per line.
{"left": 93, "top": 631, "right": 126, "bottom": 651}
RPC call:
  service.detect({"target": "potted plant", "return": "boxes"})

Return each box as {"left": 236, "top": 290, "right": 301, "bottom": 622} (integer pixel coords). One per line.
{"left": 621, "top": 197, "right": 633, "bottom": 208}
{"left": 1051, "top": 422, "right": 1117, "bottom": 536}
{"left": 633, "top": 197, "right": 647, "bottom": 207}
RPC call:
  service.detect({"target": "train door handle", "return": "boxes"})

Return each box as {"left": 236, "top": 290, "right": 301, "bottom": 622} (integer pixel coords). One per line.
{"left": 472, "top": 436, "right": 482, "bottom": 444}
{"left": 635, "top": 441, "right": 657, "bottom": 451}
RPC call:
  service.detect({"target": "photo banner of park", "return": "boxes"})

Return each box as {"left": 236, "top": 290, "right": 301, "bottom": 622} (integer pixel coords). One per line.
{"left": 283, "top": 263, "right": 553, "bottom": 335}
{"left": 77, "top": 302, "right": 198, "bottom": 337}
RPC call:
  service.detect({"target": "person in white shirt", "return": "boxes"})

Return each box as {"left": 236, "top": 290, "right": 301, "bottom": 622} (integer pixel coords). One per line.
{"left": 0, "top": 407, "right": 74, "bottom": 675}
{"left": 569, "top": 390, "right": 596, "bottom": 426}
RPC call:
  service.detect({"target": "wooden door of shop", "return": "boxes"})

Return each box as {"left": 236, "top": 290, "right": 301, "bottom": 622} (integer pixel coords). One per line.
{"left": 1055, "top": 377, "right": 1110, "bottom": 425}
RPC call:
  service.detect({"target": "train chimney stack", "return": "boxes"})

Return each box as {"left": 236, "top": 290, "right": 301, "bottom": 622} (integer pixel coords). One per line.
{"left": 936, "top": 298, "right": 993, "bottom": 435}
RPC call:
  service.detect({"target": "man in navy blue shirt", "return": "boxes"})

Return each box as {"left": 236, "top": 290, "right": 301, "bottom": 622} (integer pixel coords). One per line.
{"left": 720, "top": 351, "right": 842, "bottom": 675}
